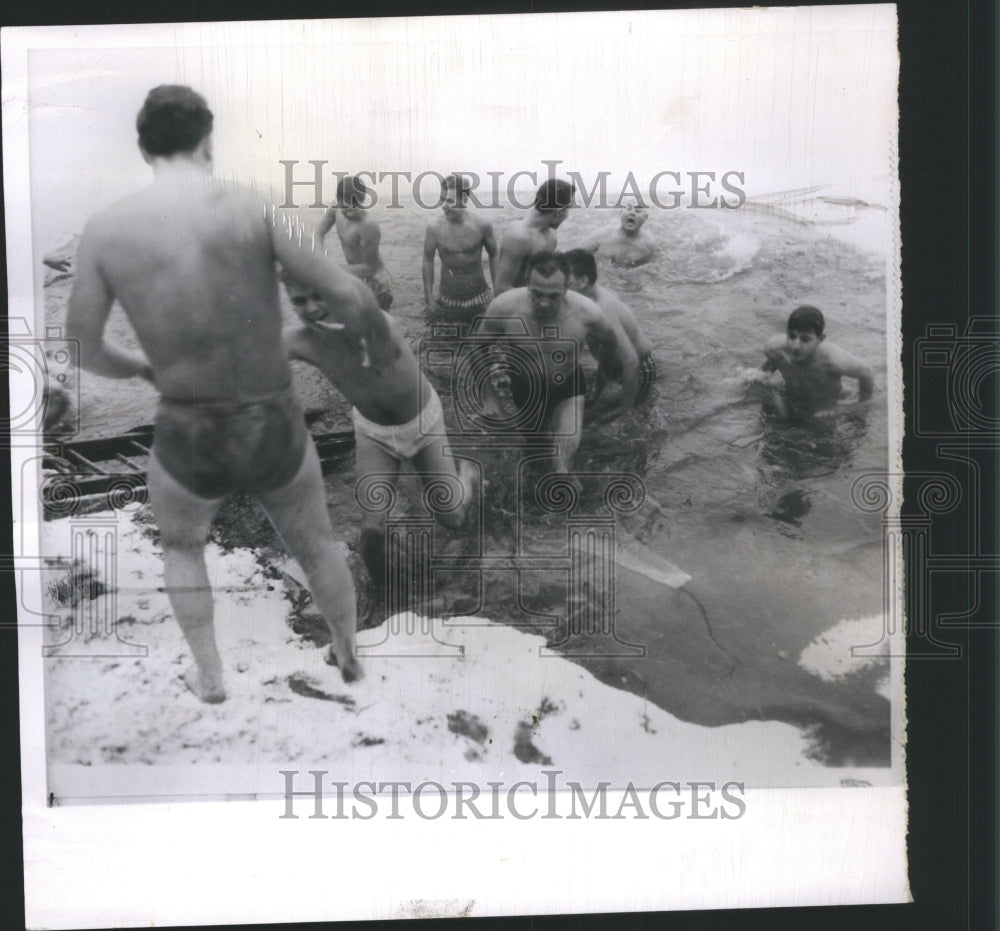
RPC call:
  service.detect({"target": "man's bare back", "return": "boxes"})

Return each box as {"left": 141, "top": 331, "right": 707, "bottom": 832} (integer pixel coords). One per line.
{"left": 284, "top": 307, "right": 425, "bottom": 426}
{"left": 493, "top": 179, "right": 575, "bottom": 293}
{"left": 66, "top": 86, "right": 383, "bottom": 702}
{"left": 73, "top": 174, "right": 289, "bottom": 401}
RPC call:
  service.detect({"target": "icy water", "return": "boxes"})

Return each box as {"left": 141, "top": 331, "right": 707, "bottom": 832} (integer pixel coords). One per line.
{"left": 45, "top": 195, "right": 893, "bottom": 776}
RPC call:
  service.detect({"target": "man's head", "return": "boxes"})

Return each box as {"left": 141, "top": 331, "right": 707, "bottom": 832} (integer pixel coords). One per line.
{"left": 534, "top": 179, "right": 575, "bottom": 228}
{"left": 441, "top": 174, "right": 470, "bottom": 221}
{"left": 280, "top": 269, "right": 328, "bottom": 323}
{"left": 336, "top": 175, "right": 371, "bottom": 218}
{"left": 618, "top": 196, "right": 649, "bottom": 234}
{"left": 525, "top": 251, "right": 569, "bottom": 317}
{"left": 786, "top": 305, "right": 826, "bottom": 362}
{"left": 564, "top": 248, "right": 597, "bottom": 293}
{"left": 136, "top": 85, "right": 213, "bottom": 161}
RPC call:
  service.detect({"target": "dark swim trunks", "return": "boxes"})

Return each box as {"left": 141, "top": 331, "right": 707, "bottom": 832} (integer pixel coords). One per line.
{"left": 153, "top": 385, "right": 308, "bottom": 499}
{"left": 636, "top": 352, "right": 657, "bottom": 403}
{"left": 509, "top": 364, "right": 587, "bottom": 425}
{"left": 362, "top": 267, "right": 394, "bottom": 310}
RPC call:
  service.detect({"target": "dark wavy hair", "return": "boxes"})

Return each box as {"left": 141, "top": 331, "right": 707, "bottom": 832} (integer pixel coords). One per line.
{"left": 787, "top": 305, "right": 825, "bottom": 337}
{"left": 136, "top": 85, "right": 213, "bottom": 157}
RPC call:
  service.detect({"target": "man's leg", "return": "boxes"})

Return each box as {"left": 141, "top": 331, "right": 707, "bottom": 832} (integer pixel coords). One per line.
{"left": 550, "top": 394, "right": 585, "bottom": 488}
{"left": 257, "top": 441, "right": 363, "bottom": 682}
{"left": 146, "top": 451, "right": 227, "bottom": 703}
{"left": 353, "top": 430, "right": 401, "bottom": 593}
{"left": 412, "top": 439, "right": 476, "bottom": 530}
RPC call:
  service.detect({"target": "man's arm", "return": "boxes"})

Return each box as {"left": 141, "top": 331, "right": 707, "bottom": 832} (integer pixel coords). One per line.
{"left": 587, "top": 304, "right": 639, "bottom": 409}
{"left": 834, "top": 349, "right": 875, "bottom": 401}
{"left": 610, "top": 296, "right": 654, "bottom": 358}
{"left": 482, "top": 221, "right": 499, "bottom": 290}
{"left": 271, "top": 223, "right": 392, "bottom": 366}
{"left": 577, "top": 229, "right": 605, "bottom": 254}
{"left": 315, "top": 207, "right": 337, "bottom": 242}
{"left": 422, "top": 226, "right": 438, "bottom": 308}
{"left": 493, "top": 228, "right": 530, "bottom": 294}
{"left": 65, "top": 225, "right": 154, "bottom": 383}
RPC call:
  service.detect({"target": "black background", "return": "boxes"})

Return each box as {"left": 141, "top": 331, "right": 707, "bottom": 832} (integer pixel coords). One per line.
{"left": 1, "top": 0, "right": 995, "bottom": 928}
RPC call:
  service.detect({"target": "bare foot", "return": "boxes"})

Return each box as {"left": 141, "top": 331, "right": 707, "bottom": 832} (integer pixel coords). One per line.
{"left": 181, "top": 664, "right": 227, "bottom": 704}
{"left": 324, "top": 645, "right": 365, "bottom": 683}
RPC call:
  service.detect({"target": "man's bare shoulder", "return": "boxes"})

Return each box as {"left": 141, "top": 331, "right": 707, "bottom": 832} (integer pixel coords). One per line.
{"left": 593, "top": 285, "right": 627, "bottom": 315}
{"left": 815, "top": 339, "right": 865, "bottom": 370}
{"left": 357, "top": 213, "right": 382, "bottom": 233}
{"left": 467, "top": 213, "right": 494, "bottom": 236}
{"left": 485, "top": 288, "right": 525, "bottom": 314}
{"left": 501, "top": 220, "right": 532, "bottom": 245}
{"left": 565, "top": 289, "right": 603, "bottom": 318}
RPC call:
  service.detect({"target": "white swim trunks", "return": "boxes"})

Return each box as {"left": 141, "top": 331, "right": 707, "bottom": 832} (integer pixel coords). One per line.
{"left": 351, "top": 388, "right": 444, "bottom": 461}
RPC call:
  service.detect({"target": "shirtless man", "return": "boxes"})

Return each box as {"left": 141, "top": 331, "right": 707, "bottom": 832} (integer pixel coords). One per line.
{"left": 281, "top": 271, "right": 477, "bottom": 596}
{"left": 578, "top": 195, "right": 658, "bottom": 267}
{"left": 316, "top": 175, "right": 394, "bottom": 310}
{"left": 493, "top": 178, "right": 575, "bottom": 294}
{"left": 761, "top": 305, "right": 875, "bottom": 415}
{"left": 422, "top": 174, "right": 498, "bottom": 330}
{"left": 564, "top": 249, "right": 657, "bottom": 406}
{"left": 481, "top": 252, "right": 639, "bottom": 480}
{"left": 66, "top": 86, "right": 387, "bottom": 702}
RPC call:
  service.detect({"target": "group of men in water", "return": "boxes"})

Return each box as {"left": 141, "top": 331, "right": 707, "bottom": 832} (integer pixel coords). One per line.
{"left": 65, "top": 85, "right": 874, "bottom": 702}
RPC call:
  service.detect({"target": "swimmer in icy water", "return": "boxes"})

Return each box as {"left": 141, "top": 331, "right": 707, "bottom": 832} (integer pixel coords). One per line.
{"left": 494, "top": 178, "right": 575, "bottom": 294}
{"left": 577, "top": 195, "right": 658, "bottom": 267}
{"left": 281, "top": 271, "right": 478, "bottom": 597}
{"left": 422, "top": 173, "right": 498, "bottom": 330}
{"left": 564, "top": 248, "right": 657, "bottom": 408}
{"left": 480, "top": 251, "right": 639, "bottom": 485}
{"left": 317, "top": 175, "right": 394, "bottom": 310}
{"left": 761, "top": 305, "right": 875, "bottom": 416}
{"left": 66, "top": 85, "right": 385, "bottom": 701}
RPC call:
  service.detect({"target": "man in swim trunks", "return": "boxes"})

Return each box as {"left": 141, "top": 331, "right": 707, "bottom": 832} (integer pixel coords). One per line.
{"left": 422, "top": 174, "right": 498, "bottom": 332}
{"left": 577, "top": 194, "right": 658, "bottom": 267}
{"left": 281, "top": 273, "right": 477, "bottom": 598}
{"left": 493, "top": 178, "right": 575, "bottom": 294}
{"left": 564, "top": 249, "right": 657, "bottom": 407}
{"left": 66, "top": 85, "right": 389, "bottom": 702}
{"left": 480, "top": 252, "right": 639, "bottom": 482}
{"left": 317, "top": 175, "right": 394, "bottom": 310}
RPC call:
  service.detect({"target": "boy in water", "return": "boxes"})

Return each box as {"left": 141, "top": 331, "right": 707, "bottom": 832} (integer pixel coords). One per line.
{"left": 762, "top": 305, "right": 875, "bottom": 413}
{"left": 422, "top": 174, "right": 498, "bottom": 330}
{"left": 317, "top": 175, "right": 394, "bottom": 310}
{"left": 564, "top": 249, "right": 657, "bottom": 406}
{"left": 281, "top": 271, "right": 477, "bottom": 596}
